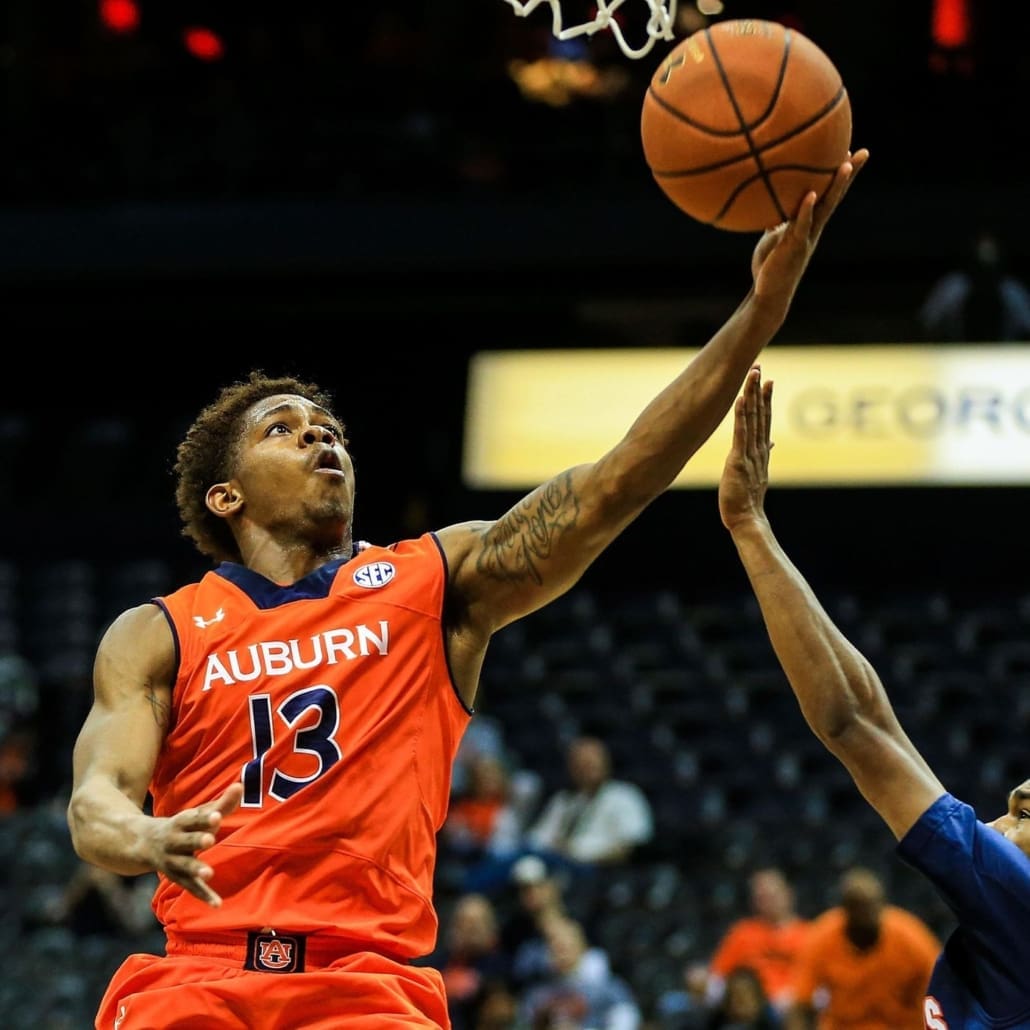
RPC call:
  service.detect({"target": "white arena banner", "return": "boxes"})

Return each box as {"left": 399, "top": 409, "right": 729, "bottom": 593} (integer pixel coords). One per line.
{"left": 462, "top": 345, "right": 1030, "bottom": 488}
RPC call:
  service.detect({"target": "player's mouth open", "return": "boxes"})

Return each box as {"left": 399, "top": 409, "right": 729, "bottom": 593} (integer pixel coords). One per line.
{"left": 314, "top": 452, "right": 344, "bottom": 475}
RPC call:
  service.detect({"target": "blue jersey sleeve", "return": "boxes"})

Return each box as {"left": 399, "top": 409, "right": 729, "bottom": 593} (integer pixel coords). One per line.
{"left": 898, "top": 793, "right": 1030, "bottom": 993}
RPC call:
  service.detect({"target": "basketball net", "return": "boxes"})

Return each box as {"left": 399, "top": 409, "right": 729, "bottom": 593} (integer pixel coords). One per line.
{"left": 503, "top": 0, "right": 677, "bottom": 60}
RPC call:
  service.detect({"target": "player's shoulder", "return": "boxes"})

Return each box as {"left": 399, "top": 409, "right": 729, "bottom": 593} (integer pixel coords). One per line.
{"left": 434, "top": 521, "right": 493, "bottom": 560}
{"left": 105, "top": 599, "right": 168, "bottom": 633}
{"left": 353, "top": 533, "right": 448, "bottom": 579}
{"left": 97, "top": 599, "right": 174, "bottom": 658}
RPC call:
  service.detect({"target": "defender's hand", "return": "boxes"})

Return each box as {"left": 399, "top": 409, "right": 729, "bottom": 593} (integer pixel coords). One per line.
{"left": 719, "top": 366, "right": 773, "bottom": 533}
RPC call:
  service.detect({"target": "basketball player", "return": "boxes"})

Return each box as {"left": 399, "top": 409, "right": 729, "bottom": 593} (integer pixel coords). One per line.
{"left": 67, "top": 150, "right": 867, "bottom": 1030}
{"left": 718, "top": 367, "right": 1030, "bottom": 1029}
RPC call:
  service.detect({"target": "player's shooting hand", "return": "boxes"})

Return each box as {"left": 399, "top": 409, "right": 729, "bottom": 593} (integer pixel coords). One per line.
{"left": 719, "top": 366, "right": 773, "bottom": 533}
{"left": 750, "top": 147, "right": 869, "bottom": 310}
{"left": 143, "top": 782, "right": 243, "bottom": 906}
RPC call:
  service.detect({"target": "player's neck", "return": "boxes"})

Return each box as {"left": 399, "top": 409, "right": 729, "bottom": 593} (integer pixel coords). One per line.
{"left": 239, "top": 534, "right": 353, "bottom": 586}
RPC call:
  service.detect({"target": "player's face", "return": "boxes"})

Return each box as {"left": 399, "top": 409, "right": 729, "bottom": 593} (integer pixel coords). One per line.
{"left": 230, "top": 394, "right": 355, "bottom": 530}
{"left": 986, "top": 780, "right": 1030, "bottom": 858}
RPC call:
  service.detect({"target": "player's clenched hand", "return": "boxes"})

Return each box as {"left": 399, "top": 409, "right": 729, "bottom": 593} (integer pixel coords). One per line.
{"left": 142, "top": 783, "right": 243, "bottom": 906}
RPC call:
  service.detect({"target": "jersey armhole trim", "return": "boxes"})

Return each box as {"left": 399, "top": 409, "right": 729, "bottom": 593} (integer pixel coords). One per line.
{"left": 151, "top": 597, "right": 182, "bottom": 690}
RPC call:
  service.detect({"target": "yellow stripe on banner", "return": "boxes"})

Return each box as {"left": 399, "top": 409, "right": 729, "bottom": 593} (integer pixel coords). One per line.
{"left": 462, "top": 346, "right": 1030, "bottom": 488}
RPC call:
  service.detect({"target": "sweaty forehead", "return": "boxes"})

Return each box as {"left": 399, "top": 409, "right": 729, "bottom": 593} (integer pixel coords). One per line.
{"left": 248, "top": 394, "right": 332, "bottom": 424}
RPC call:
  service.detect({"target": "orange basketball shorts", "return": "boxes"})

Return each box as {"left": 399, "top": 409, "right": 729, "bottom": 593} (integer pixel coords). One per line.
{"left": 95, "top": 943, "right": 451, "bottom": 1029}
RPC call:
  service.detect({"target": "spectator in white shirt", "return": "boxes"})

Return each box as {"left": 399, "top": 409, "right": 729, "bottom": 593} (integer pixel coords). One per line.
{"left": 461, "top": 735, "right": 654, "bottom": 895}
{"left": 527, "top": 735, "right": 654, "bottom": 867}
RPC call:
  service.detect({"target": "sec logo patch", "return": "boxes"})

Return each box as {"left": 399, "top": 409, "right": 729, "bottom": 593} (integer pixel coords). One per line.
{"left": 353, "top": 561, "right": 396, "bottom": 589}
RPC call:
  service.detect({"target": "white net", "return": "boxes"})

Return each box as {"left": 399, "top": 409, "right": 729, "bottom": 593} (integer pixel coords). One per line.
{"left": 503, "top": 0, "right": 678, "bottom": 60}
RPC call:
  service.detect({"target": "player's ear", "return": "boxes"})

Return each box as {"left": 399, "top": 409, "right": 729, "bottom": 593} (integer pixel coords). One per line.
{"left": 206, "top": 481, "right": 243, "bottom": 518}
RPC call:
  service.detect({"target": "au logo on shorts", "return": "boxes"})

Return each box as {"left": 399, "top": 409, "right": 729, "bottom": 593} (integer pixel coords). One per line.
{"left": 245, "top": 930, "right": 306, "bottom": 973}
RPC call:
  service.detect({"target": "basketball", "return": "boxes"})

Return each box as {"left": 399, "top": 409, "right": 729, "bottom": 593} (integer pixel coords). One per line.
{"left": 641, "top": 19, "right": 852, "bottom": 232}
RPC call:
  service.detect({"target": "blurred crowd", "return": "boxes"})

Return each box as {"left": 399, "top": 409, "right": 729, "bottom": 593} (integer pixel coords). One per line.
{"left": 420, "top": 720, "right": 943, "bottom": 1030}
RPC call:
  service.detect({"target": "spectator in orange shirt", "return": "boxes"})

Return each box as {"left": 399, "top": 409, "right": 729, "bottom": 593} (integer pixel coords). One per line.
{"left": 442, "top": 752, "right": 524, "bottom": 864}
{"left": 783, "top": 867, "right": 939, "bottom": 1030}
{"left": 430, "top": 893, "right": 513, "bottom": 1030}
{"left": 708, "top": 866, "right": 811, "bottom": 1013}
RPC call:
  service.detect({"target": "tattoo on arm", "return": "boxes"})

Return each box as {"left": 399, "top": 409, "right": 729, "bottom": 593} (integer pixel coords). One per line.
{"left": 477, "top": 473, "right": 580, "bottom": 585}
{"left": 145, "top": 689, "right": 171, "bottom": 731}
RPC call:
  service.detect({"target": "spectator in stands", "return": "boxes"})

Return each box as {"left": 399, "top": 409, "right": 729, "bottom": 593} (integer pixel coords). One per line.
{"left": 654, "top": 959, "right": 712, "bottom": 1030}
{"left": 464, "top": 734, "right": 655, "bottom": 896}
{"left": 499, "top": 854, "right": 608, "bottom": 993}
{"left": 0, "top": 724, "right": 37, "bottom": 815}
{"left": 471, "top": 976, "right": 521, "bottom": 1030}
{"left": 918, "top": 227, "right": 1030, "bottom": 342}
{"left": 707, "top": 965, "right": 781, "bottom": 1029}
{"left": 428, "top": 893, "right": 513, "bottom": 1030}
{"left": 707, "top": 867, "right": 810, "bottom": 1014}
{"left": 718, "top": 366, "right": 1030, "bottom": 1027}
{"left": 440, "top": 730, "right": 540, "bottom": 895}
{"left": 526, "top": 735, "right": 654, "bottom": 870}
{"left": 782, "top": 866, "right": 938, "bottom": 1029}
{"left": 0, "top": 651, "right": 40, "bottom": 815}
{"left": 519, "top": 914, "right": 641, "bottom": 1030}
{"left": 451, "top": 713, "right": 509, "bottom": 799}
{"left": 500, "top": 854, "right": 570, "bottom": 990}
{"left": 442, "top": 753, "right": 525, "bottom": 866}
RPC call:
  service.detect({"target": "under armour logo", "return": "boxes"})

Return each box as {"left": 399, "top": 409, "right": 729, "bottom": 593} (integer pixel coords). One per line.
{"left": 193, "top": 608, "right": 225, "bottom": 629}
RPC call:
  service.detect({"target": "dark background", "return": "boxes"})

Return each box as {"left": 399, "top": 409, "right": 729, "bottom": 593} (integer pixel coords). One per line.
{"left": 3, "top": 0, "right": 1029, "bottom": 599}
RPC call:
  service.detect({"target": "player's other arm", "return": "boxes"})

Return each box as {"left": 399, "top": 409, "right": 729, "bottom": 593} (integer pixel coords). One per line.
{"left": 440, "top": 152, "right": 870, "bottom": 638}
{"left": 719, "top": 369, "right": 945, "bottom": 841}
{"left": 67, "top": 604, "right": 241, "bottom": 906}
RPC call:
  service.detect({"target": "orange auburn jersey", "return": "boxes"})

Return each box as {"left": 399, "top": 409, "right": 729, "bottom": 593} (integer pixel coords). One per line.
{"left": 149, "top": 532, "right": 471, "bottom": 958}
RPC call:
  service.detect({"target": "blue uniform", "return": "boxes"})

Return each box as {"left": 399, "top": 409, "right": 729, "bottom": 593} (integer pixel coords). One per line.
{"left": 897, "top": 792, "right": 1030, "bottom": 1029}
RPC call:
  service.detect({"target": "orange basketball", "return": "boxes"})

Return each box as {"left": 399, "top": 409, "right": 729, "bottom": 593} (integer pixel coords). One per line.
{"left": 641, "top": 19, "right": 852, "bottom": 232}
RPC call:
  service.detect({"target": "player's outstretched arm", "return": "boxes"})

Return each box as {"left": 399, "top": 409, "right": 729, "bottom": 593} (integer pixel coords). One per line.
{"left": 67, "top": 604, "right": 242, "bottom": 906}
{"left": 439, "top": 151, "right": 870, "bottom": 649}
{"left": 718, "top": 366, "right": 945, "bottom": 840}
